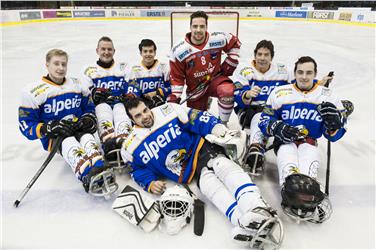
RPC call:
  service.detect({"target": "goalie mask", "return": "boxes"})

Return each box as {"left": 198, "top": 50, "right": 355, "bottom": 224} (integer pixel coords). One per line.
{"left": 159, "top": 185, "right": 194, "bottom": 235}
{"left": 281, "top": 173, "right": 332, "bottom": 223}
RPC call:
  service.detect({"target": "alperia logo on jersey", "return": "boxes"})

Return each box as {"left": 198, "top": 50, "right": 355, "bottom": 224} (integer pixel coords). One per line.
{"left": 139, "top": 78, "right": 162, "bottom": 92}
{"left": 139, "top": 123, "right": 182, "bottom": 164}
{"left": 43, "top": 95, "right": 82, "bottom": 115}
{"left": 281, "top": 106, "right": 322, "bottom": 122}
{"left": 94, "top": 77, "right": 124, "bottom": 90}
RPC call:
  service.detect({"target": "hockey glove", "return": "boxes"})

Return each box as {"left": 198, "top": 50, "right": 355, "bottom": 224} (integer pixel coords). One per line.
{"left": 77, "top": 113, "right": 97, "bottom": 134}
{"left": 41, "top": 119, "right": 75, "bottom": 138}
{"left": 317, "top": 102, "right": 343, "bottom": 132}
{"left": 167, "top": 94, "right": 181, "bottom": 104}
{"left": 268, "top": 120, "right": 301, "bottom": 144}
{"left": 91, "top": 87, "right": 110, "bottom": 105}
{"left": 221, "top": 57, "right": 238, "bottom": 76}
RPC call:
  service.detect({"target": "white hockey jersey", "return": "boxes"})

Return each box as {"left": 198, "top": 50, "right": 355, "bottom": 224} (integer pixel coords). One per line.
{"left": 233, "top": 61, "right": 292, "bottom": 110}
{"left": 125, "top": 60, "right": 171, "bottom": 98}
{"left": 82, "top": 61, "right": 139, "bottom": 97}
{"left": 259, "top": 83, "right": 347, "bottom": 142}
{"left": 19, "top": 76, "right": 95, "bottom": 150}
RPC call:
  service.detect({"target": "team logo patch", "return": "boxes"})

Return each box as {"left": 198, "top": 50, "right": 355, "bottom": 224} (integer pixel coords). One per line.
{"left": 210, "top": 52, "right": 218, "bottom": 60}
{"left": 160, "top": 104, "right": 173, "bottom": 116}
{"left": 263, "top": 106, "right": 275, "bottom": 116}
{"left": 84, "top": 66, "right": 97, "bottom": 77}
{"left": 165, "top": 149, "right": 186, "bottom": 176}
{"left": 189, "top": 109, "right": 200, "bottom": 125}
{"left": 18, "top": 108, "right": 30, "bottom": 118}
{"left": 188, "top": 59, "right": 195, "bottom": 68}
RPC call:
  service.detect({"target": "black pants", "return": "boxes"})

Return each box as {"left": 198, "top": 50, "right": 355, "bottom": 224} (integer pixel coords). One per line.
{"left": 194, "top": 140, "right": 226, "bottom": 188}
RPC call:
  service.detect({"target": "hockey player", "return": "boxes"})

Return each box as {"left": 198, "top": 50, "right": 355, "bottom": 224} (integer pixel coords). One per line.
{"left": 258, "top": 56, "right": 347, "bottom": 223}
{"left": 82, "top": 36, "right": 137, "bottom": 166}
{"left": 125, "top": 39, "right": 171, "bottom": 109}
{"left": 18, "top": 49, "right": 118, "bottom": 197}
{"left": 118, "top": 97, "right": 283, "bottom": 248}
{"left": 168, "top": 11, "right": 241, "bottom": 125}
{"left": 232, "top": 40, "right": 291, "bottom": 175}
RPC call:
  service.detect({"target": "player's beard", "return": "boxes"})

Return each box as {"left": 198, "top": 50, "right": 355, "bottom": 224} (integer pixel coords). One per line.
{"left": 142, "top": 115, "right": 154, "bottom": 128}
{"left": 193, "top": 32, "right": 205, "bottom": 44}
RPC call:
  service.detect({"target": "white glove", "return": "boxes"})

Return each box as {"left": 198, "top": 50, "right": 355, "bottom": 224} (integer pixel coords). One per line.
{"left": 205, "top": 125, "right": 247, "bottom": 164}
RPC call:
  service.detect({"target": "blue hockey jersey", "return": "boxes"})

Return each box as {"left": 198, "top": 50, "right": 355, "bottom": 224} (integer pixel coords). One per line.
{"left": 125, "top": 60, "right": 171, "bottom": 98}
{"left": 121, "top": 103, "right": 220, "bottom": 192}
{"left": 258, "top": 83, "right": 347, "bottom": 142}
{"left": 18, "top": 76, "right": 95, "bottom": 151}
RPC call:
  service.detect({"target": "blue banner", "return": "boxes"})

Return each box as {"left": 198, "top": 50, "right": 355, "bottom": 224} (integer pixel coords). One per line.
{"left": 140, "top": 10, "right": 171, "bottom": 17}
{"left": 74, "top": 10, "right": 105, "bottom": 18}
{"left": 275, "top": 11, "right": 307, "bottom": 18}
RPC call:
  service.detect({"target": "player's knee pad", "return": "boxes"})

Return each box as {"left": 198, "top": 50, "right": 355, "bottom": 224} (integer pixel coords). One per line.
{"left": 208, "top": 155, "right": 244, "bottom": 181}
{"left": 198, "top": 168, "right": 220, "bottom": 200}
{"left": 281, "top": 173, "right": 332, "bottom": 223}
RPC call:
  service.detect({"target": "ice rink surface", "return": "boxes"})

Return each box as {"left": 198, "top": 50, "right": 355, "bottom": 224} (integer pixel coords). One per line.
{"left": 1, "top": 18, "right": 375, "bottom": 249}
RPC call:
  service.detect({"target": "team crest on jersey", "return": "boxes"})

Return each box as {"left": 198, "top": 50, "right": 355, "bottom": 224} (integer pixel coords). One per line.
{"left": 277, "top": 63, "right": 287, "bottom": 74}
{"left": 84, "top": 66, "right": 97, "bottom": 77}
{"left": 263, "top": 106, "right": 275, "bottom": 116}
{"left": 210, "top": 51, "right": 218, "bottom": 60}
{"left": 18, "top": 108, "right": 30, "bottom": 118}
{"left": 189, "top": 109, "right": 200, "bottom": 125}
{"left": 160, "top": 104, "right": 173, "bottom": 116}
{"left": 188, "top": 59, "right": 195, "bottom": 68}
{"left": 119, "top": 63, "right": 127, "bottom": 71}
{"left": 275, "top": 87, "right": 292, "bottom": 98}
{"left": 240, "top": 67, "right": 253, "bottom": 77}
{"left": 31, "top": 83, "right": 49, "bottom": 98}
{"left": 165, "top": 149, "right": 186, "bottom": 176}
{"left": 234, "top": 82, "right": 243, "bottom": 90}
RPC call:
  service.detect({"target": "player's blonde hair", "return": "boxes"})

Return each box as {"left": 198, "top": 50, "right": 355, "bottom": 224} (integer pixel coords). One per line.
{"left": 46, "top": 49, "right": 68, "bottom": 62}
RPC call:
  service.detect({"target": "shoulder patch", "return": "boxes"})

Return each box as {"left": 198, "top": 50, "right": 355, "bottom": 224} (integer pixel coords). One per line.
{"left": 160, "top": 104, "right": 174, "bottom": 116}
{"left": 19, "top": 108, "right": 30, "bottom": 118}
{"left": 262, "top": 106, "right": 275, "bottom": 116}
{"left": 30, "top": 83, "right": 49, "bottom": 97}
{"left": 188, "top": 109, "right": 200, "bottom": 125}
{"left": 240, "top": 67, "right": 253, "bottom": 77}
{"left": 277, "top": 63, "right": 287, "bottom": 74}
{"left": 119, "top": 62, "right": 127, "bottom": 71}
{"left": 84, "top": 66, "right": 97, "bottom": 77}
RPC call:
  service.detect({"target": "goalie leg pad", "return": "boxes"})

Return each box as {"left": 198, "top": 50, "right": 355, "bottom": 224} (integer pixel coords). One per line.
{"left": 112, "top": 185, "right": 161, "bottom": 232}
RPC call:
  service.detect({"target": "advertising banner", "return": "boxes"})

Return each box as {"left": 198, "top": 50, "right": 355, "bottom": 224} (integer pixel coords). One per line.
{"left": 275, "top": 11, "right": 307, "bottom": 18}
{"left": 56, "top": 11, "right": 72, "bottom": 18}
{"left": 19, "top": 11, "right": 41, "bottom": 20}
{"left": 111, "top": 10, "right": 136, "bottom": 17}
{"left": 140, "top": 10, "right": 171, "bottom": 17}
{"left": 307, "top": 11, "right": 334, "bottom": 20}
{"left": 43, "top": 11, "right": 57, "bottom": 18}
{"left": 339, "top": 12, "right": 352, "bottom": 21}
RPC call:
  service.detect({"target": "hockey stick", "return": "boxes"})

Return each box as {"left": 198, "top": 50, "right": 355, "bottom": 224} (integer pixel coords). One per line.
{"left": 179, "top": 74, "right": 220, "bottom": 105}
{"left": 14, "top": 137, "right": 64, "bottom": 208}
{"left": 323, "top": 71, "right": 334, "bottom": 196}
{"left": 183, "top": 184, "right": 205, "bottom": 236}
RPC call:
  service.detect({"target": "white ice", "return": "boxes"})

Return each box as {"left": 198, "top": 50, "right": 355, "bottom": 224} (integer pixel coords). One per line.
{"left": 1, "top": 19, "right": 375, "bottom": 249}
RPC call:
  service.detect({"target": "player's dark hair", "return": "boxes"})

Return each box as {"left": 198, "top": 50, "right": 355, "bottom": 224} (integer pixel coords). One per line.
{"left": 97, "top": 36, "right": 113, "bottom": 48}
{"left": 190, "top": 11, "right": 208, "bottom": 25}
{"left": 138, "top": 39, "right": 157, "bottom": 52}
{"left": 254, "top": 40, "right": 274, "bottom": 59}
{"left": 294, "top": 56, "right": 317, "bottom": 73}
{"left": 124, "top": 97, "right": 146, "bottom": 120}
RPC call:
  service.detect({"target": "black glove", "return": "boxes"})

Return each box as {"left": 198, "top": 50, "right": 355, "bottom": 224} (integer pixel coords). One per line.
{"left": 41, "top": 120, "right": 76, "bottom": 138}
{"left": 91, "top": 87, "right": 110, "bottom": 105}
{"left": 317, "top": 102, "right": 343, "bottom": 132}
{"left": 268, "top": 120, "right": 301, "bottom": 144}
{"left": 77, "top": 113, "right": 97, "bottom": 134}
{"left": 144, "top": 93, "right": 165, "bottom": 109}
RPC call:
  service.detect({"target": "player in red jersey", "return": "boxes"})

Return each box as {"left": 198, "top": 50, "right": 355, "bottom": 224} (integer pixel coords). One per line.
{"left": 168, "top": 11, "right": 241, "bottom": 125}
